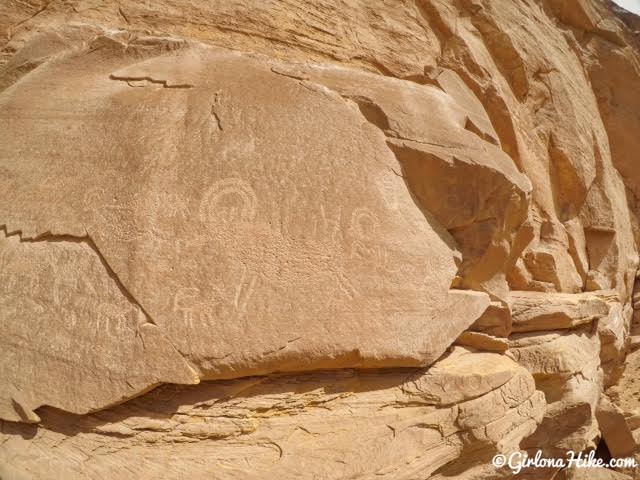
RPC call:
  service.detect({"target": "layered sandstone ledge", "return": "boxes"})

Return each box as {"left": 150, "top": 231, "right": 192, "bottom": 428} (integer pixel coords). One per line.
{"left": 1, "top": 0, "right": 640, "bottom": 478}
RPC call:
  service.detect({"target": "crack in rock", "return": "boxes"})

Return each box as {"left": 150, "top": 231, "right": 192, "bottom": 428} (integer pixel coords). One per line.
{"left": 109, "top": 74, "right": 194, "bottom": 89}
{"left": 0, "top": 223, "right": 200, "bottom": 384}
{"left": 1, "top": 224, "right": 158, "bottom": 327}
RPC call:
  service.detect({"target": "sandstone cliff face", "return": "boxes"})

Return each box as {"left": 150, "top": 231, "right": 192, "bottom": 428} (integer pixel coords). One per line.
{"left": 1, "top": 0, "right": 640, "bottom": 478}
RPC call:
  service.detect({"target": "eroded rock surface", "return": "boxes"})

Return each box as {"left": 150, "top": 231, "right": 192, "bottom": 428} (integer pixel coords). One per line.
{"left": 0, "top": 348, "right": 545, "bottom": 479}
{"left": 0, "top": 39, "right": 494, "bottom": 420}
{"left": 2, "top": 0, "right": 640, "bottom": 478}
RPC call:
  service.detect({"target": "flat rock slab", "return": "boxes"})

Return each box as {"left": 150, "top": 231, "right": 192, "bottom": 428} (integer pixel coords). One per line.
{"left": 0, "top": 39, "right": 491, "bottom": 420}
{"left": 510, "top": 290, "right": 609, "bottom": 332}
{"left": 0, "top": 233, "right": 199, "bottom": 422}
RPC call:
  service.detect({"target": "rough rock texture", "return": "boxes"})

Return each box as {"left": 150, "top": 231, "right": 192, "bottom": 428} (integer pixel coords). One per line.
{"left": 0, "top": 347, "right": 546, "bottom": 479}
{"left": 1, "top": 39, "right": 495, "bottom": 420}
{"left": 2, "top": 0, "right": 640, "bottom": 478}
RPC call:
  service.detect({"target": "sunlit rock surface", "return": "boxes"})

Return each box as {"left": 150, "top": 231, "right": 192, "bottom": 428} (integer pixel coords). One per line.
{"left": 2, "top": 0, "right": 640, "bottom": 478}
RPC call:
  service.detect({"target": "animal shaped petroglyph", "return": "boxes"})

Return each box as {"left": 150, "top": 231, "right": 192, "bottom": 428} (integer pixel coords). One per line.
{"left": 172, "top": 266, "right": 259, "bottom": 328}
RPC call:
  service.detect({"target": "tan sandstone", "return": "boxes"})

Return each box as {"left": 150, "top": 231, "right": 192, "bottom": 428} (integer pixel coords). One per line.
{"left": 2, "top": 0, "right": 640, "bottom": 478}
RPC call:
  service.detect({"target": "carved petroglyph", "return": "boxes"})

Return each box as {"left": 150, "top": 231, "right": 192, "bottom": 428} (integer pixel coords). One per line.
{"left": 350, "top": 208, "right": 380, "bottom": 239}
{"left": 334, "top": 271, "right": 358, "bottom": 300}
{"left": 316, "top": 204, "right": 344, "bottom": 243}
{"left": 275, "top": 199, "right": 390, "bottom": 274}
{"left": 0, "top": 235, "right": 141, "bottom": 342}
{"left": 172, "top": 266, "right": 259, "bottom": 328}
{"left": 0, "top": 225, "right": 199, "bottom": 422}
{"left": 277, "top": 201, "right": 345, "bottom": 243}
{"left": 375, "top": 175, "right": 401, "bottom": 212}
{"left": 151, "top": 192, "right": 190, "bottom": 220}
{"left": 348, "top": 207, "right": 387, "bottom": 267}
{"left": 173, "top": 287, "right": 207, "bottom": 329}
{"left": 234, "top": 265, "right": 258, "bottom": 313}
{"left": 95, "top": 303, "right": 139, "bottom": 339}
{"left": 199, "top": 178, "right": 257, "bottom": 226}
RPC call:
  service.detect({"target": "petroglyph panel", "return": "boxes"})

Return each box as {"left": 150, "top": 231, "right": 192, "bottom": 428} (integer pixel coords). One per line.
{"left": 0, "top": 41, "right": 490, "bottom": 415}
{"left": 3, "top": 0, "right": 640, "bottom": 475}
{"left": 0, "top": 233, "right": 198, "bottom": 422}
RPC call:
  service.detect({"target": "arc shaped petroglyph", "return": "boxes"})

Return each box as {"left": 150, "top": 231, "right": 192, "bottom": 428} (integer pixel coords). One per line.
{"left": 349, "top": 207, "right": 380, "bottom": 239}
{"left": 198, "top": 178, "right": 258, "bottom": 226}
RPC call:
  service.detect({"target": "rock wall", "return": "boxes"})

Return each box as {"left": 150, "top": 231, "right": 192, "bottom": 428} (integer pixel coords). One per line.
{"left": 1, "top": 0, "right": 640, "bottom": 478}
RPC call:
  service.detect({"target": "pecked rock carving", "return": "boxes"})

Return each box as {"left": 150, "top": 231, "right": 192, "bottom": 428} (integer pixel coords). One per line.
{"left": 0, "top": 225, "right": 199, "bottom": 423}
{"left": 0, "top": 41, "right": 494, "bottom": 421}
{"left": 2, "top": 0, "right": 640, "bottom": 478}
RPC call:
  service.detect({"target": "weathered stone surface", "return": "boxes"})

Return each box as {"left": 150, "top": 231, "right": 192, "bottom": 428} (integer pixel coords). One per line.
{"left": 0, "top": 39, "right": 493, "bottom": 420}
{"left": 599, "top": 302, "right": 631, "bottom": 385}
{"left": 455, "top": 331, "right": 509, "bottom": 353}
{"left": 596, "top": 395, "right": 637, "bottom": 458}
{"left": 609, "top": 348, "right": 640, "bottom": 427}
{"left": 2, "top": 0, "right": 640, "bottom": 477}
{"left": 510, "top": 291, "right": 610, "bottom": 333}
{"left": 0, "top": 231, "right": 199, "bottom": 423}
{"left": 0, "top": 349, "right": 545, "bottom": 479}
{"left": 509, "top": 329, "right": 603, "bottom": 456}
{"left": 599, "top": 303, "right": 628, "bottom": 363}
{"left": 470, "top": 301, "right": 513, "bottom": 338}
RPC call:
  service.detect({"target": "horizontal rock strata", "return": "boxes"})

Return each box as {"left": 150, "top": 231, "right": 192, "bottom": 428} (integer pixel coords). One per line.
{"left": 0, "top": 348, "right": 545, "bottom": 479}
